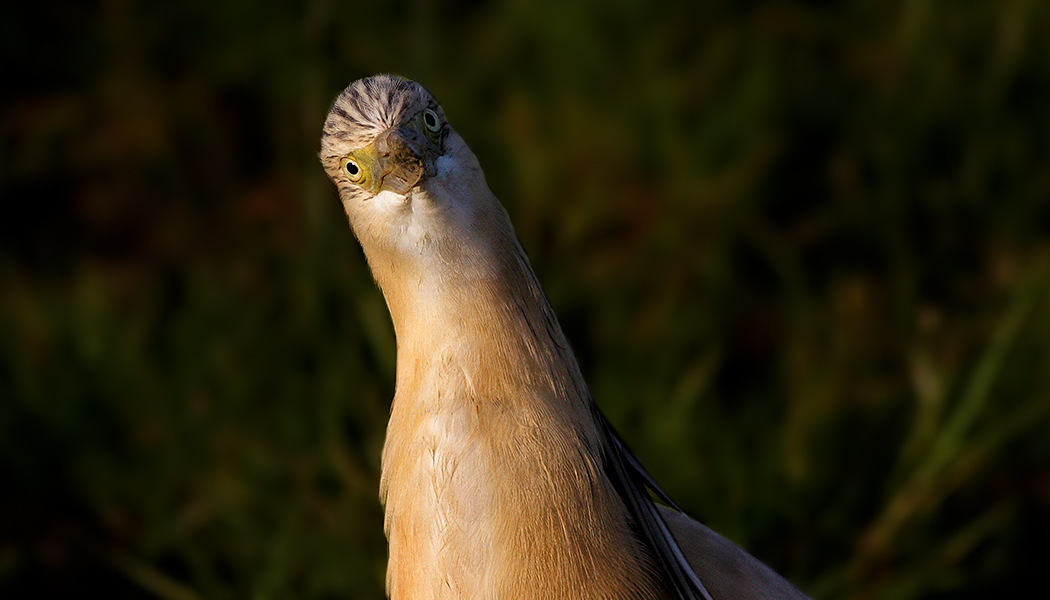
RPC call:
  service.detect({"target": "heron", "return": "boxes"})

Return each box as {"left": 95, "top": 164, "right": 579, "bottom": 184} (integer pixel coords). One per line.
{"left": 319, "top": 74, "right": 810, "bottom": 600}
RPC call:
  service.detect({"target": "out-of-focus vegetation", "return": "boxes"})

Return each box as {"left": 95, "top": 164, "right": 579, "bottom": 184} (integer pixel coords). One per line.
{"left": 2, "top": 0, "right": 1049, "bottom": 598}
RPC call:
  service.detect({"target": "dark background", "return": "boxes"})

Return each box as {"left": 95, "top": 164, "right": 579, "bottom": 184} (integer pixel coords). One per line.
{"left": 3, "top": 1, "right": 1050, "bottom": 598}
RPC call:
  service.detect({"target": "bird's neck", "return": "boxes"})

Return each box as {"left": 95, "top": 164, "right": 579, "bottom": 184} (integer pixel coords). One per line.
{"left": 372, "top": 232, "right": 660, "bottom": 599}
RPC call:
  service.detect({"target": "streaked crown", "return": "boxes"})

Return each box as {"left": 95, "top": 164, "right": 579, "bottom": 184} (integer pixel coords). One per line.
{"left": 320, "top": 74, "right": 443, "bottom": 164}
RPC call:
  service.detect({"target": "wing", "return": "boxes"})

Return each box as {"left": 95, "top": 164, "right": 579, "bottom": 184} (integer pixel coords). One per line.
{"left": 592, "top": 405, "right": 714, "bottom": 600}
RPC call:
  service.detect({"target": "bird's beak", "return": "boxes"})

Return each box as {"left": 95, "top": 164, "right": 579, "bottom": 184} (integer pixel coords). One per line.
{"left": 373, "top": 125, "right": 428, "bottom": 195}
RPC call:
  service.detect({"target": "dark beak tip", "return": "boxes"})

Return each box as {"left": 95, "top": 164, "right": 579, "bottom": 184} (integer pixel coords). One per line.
{"left": 375, "top": 125, "right": 429, "bottom": 194}
{"left": 382, "top": 159, "right": 425, "bottom": 194}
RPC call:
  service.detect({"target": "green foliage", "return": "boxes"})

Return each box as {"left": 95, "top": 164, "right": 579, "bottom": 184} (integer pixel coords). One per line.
{"left": 2, "top": 0, "right": 1049, "bottom": 598}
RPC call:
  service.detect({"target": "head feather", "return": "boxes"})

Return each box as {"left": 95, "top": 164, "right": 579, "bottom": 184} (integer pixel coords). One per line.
{"left": 320, "top": 74, "right": 440, "bottom": 162}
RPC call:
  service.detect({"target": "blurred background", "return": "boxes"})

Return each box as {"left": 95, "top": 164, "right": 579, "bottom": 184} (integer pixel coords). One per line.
{"left": 2, "top": 0, "right": 1049, "bottom": 598}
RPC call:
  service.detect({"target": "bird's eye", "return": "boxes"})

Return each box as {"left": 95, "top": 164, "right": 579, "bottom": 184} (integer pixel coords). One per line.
{"left": 343, "top": 157, "right": 364, "bottom": 182}
{"left": 423, "top": 109, "right": 441, "bottom": 132}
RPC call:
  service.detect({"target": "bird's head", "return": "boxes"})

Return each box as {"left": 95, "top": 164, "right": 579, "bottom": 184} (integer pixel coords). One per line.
{"left": 320, "top": 75, "right": 448, "bottom": 199}
{"left": 319, "top": 75, "right": 514, "bottom": 312}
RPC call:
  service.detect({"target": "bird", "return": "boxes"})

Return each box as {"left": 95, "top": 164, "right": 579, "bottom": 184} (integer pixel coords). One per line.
{"left": 319, "top": 74, "right": 811, "bottom": 600}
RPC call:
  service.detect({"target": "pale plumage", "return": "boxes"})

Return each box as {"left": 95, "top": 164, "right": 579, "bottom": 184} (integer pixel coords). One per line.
{"left": 319, "top": 74, "right": 810, "bottom": 600}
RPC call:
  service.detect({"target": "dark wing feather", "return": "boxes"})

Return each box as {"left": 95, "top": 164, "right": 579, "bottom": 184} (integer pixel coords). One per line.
{"left": 593, "top": 406, "right": 714, "bottom": 600}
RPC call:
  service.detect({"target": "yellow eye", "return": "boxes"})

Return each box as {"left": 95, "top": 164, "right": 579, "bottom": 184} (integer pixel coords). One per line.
{"left": 343, "top": 157, "right": 364, "bottom": 182}
{"left": 423, "top": 109, "right": 441, "bottom": 132}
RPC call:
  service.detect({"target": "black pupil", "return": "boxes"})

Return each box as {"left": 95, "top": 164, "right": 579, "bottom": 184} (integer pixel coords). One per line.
{"left": 347, "top": 162, "right": 359, "bottom": 175}
{"left": 425, "top": 112, "right": 436, "bottom": 128}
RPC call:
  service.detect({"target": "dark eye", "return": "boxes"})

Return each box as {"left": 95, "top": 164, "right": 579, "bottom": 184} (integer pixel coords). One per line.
{"left": 343, "top": 158, "right": 364, "bottom": 182}
{"left": 423, "top": 109, "right": 441, "bottom": 132}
